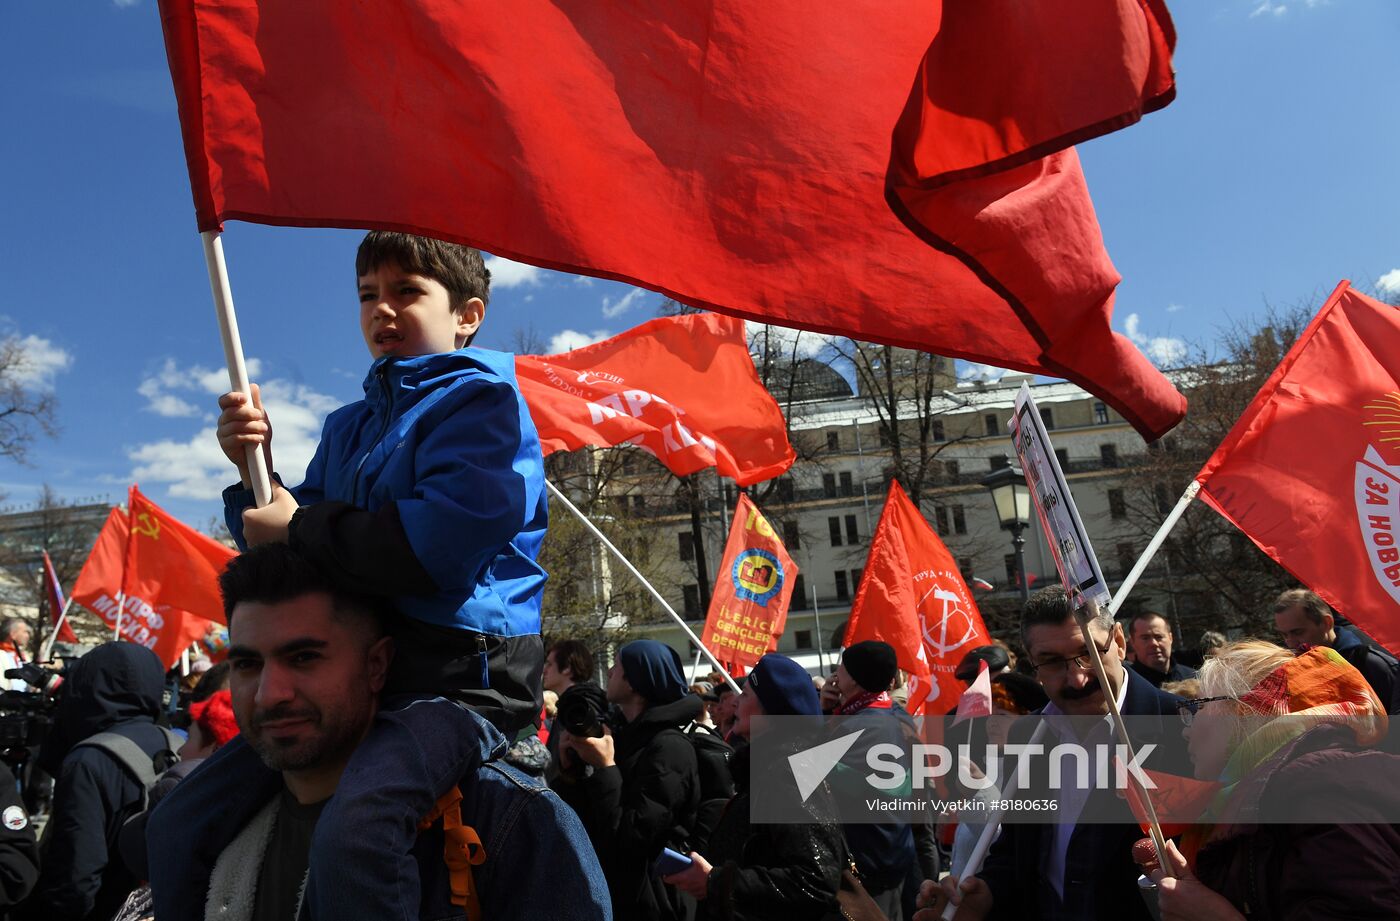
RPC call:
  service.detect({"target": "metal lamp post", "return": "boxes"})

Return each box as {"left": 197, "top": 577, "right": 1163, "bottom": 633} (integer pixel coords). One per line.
{"left": 982, "top": 465, "right": 1033, "bottom": 604}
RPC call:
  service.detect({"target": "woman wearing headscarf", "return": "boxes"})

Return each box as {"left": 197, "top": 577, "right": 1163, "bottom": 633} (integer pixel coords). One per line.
{"left": 664, "top": 653, "right": 845, "bottom": 920}
{"left": 1148, "top": 640, "right": 1400, "bottom": 920}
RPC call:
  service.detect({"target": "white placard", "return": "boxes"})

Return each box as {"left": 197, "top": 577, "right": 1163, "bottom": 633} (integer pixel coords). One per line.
{"left": 1009, "top": 383, "right": 1112, "bottom": 612}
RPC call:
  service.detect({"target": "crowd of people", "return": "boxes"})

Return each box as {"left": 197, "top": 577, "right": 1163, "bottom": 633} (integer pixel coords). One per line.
{"left": 0, "top": 229, "right": 1395, "bottom": 920}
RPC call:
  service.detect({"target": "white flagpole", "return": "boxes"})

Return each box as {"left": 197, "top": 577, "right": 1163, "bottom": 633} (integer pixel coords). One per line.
{"left": 40, "top": 599, "right": 73, "bottom": 663}
{"left": 545, "top": 480, "right": 742, "bottom": 694}
{"left": 112, "top": 592, "right": 125, "bottom": 642}
{"left": 1107, "top": 481, "right": 1201, "bottom": 617}
{"left": 201, "top": 230, "right": 273, "bottom": 508}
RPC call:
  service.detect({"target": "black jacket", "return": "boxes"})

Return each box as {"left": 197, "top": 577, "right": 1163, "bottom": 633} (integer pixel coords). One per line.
{"left": 979, "top": 667, "right": 1185, "bottom": 921}
{"left": 700, "top": 745, "right": 843, "bottom": 921}
{"left": 23, "top": 643, "right": 170, "bottom": 921}
{"left": 0, "top": 761, "right": 38, "bottom": 911}
{"left": 1129, "top": 658, "right": 1197, "bottom": 689}
{"left": 1333, "top": 627, "right": 1400, "bottom": 714}
{"left": 560, "top": 694, "right": 702, "bottom": 921}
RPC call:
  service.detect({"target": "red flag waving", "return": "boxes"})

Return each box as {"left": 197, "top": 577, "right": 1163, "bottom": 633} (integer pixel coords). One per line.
{"left": 71, "top": 506, "right": 226, "bottom": 668}
{"left": 159, "top": 0, "right": 1184, "bottom": 440}
{"left": 124, "top": 486, "right": 236, "bottom": 622}
{"left": 1196, "top": 283, "right": 1400, "bottom": 652}
{"left": 701, "top": 495, "right": 798, "bottom": 669}
{"left": 42, "top": 551, "right": 78, "bottom": 644}
{"left": 517, "top": 313, "right": 794, "bottom": 486}
{"left": 846, "top": 481, "right": 991, "bottom": 715}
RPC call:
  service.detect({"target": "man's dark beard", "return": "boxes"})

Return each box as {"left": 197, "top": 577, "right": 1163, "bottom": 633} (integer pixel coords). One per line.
{"left": 1059, "top": 678, "right": 1102, "bottom": 701}
{"left": 248, "top": 703, "right": 363, "bottom": 772}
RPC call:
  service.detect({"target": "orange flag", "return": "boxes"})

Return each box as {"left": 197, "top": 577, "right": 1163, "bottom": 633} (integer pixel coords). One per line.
{"left": 701, "top": 495, "right": 798, "bottom": 670}
{"left": 1196, "top": 282, "right": 1400, "bottom": 652}
{"left": 71, "top": 504, "right": 228, "bottom": 668}
{"left": 516, "top": 313, "right": 795, "bottom": 486}
{"left": 846, "top": 481, "right": 990, "bottom": 716}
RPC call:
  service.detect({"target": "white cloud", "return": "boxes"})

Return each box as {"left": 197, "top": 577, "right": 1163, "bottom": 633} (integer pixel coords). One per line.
{"left": 5, "top": 335, "right": 72, "bottom": 389}
{"left": 483, "top": 255, "right": 544, "bottom": 289}
{"left": 1166, "top": 303, "right": 1185, "bottom": 314}
{"left": 744, "top": 321, "right": 842, "bottom": 361}
{"left": 113, "top": 0, "right": 140, "bottom": 7}
{"left": 573, "top": 276, "right": 596, "bottom": 288}
{"left": 957, "top": 362, "right": 1006, "bottom": 382}
{"left": 547, "top": 329, "right": 612, "bottom": 353}
{"left": 1377, "top": 268, "right": 1400, "bottom": 296}
{"left": 1250, "top": 0, "right": 1288, "bottom": 17}
{"left": 127, "top": 359, "right": 342, "bottom": 500}
{"left": 601, "top": 287, "right": 648, "bottom": 319}
{"left": 1124, "top": 313, "right": 1187, "bottom": 367}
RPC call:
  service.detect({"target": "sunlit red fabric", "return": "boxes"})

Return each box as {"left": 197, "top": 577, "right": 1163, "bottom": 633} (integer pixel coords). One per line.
{"left": 846, "top": 481, "right": 990, "bottom": 715}
{"left": 1196, "top": 283, "right": 1400, "bottom": 653}
{"left": 516, "top": 313, "right": 794, "bottom": 486}
{"left": 701, "top": 494, "right": 798, "bottom": 669}
{"left": 159, "top": 0, "right": 1184, "bottom": 440}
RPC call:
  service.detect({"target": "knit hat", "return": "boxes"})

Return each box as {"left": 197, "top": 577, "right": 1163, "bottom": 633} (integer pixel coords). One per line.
{"left": 189, "top": 689, "right": 240, "bottom": 749}
{"left": 748, "top": 654, "right": 820, "bottom": 717}
{"left": 618, "top": 640, "right": 689, "bottom": 704}
{"left": 842, "top": 640, "right": 899, "bottom": 693}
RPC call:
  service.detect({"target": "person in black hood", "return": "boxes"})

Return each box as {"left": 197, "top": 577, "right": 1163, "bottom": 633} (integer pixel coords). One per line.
{"left": 22, "top": 642, "right": 176, "bottom": 921}
{"left": 560, "top": 639, "right": 702, "bottom": 921}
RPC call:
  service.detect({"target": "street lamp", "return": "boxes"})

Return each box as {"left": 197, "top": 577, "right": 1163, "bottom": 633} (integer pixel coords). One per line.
{"left": 982, "top": 465, "right": 1032, "bottom": 604}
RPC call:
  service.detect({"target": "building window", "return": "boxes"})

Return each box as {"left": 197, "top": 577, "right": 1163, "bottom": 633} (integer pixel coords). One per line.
{"left": 1055, "top": 448, "right": 1070, "bottom": 471}
{"left": 932, "top": 419, "right": 945, "bottom": 442}
{"left": 1116, "top": 542, "right": 1135, "bottom": 579}
{"left": 792, "top": 574, "right": 809, "bottom": 608}
{"left": 960, "top": 557, "right": 974, "bottom": 578}
{"left": 828, "top": 517, "right": 843, "bottom": 547}
{"left": 878, "top": 426, "right": 891, "bottom": 447}
{"left": 632, "top": 495, "right": 646, "bottom": 510}
{"left": 845, "top": 514, "right": 859, "bottom": 544}
{"left": 834, "top": 571, "right": 849, "bottom": 601}
{"left": 683, "top": 584, "right": 701, "bottom": 617}
{"left": 1108, "top": 489, "right": 1127, "bottom": 520}
{"left": 678, "top": 532, "right": 695, "bottom": 562}
{"left": 822, "top": 473, "right": 837, "bottom": 498}
{"left": 1004, "top": 554, "right": 1018, "bottom": 586}
{"left": 795, "top": 629, "right": 814, "bottom": 650}
{"left": 984, "top": 414, "right": 1000, "bottom": 437}
{"left": 1155, "top": 483, "right": 1172, "bottom": 515}
{"left": 1094, "top": 401, "right": 1109, "bottom": 425}
{"left": 827, "top": 431, "right": 840, "bottom": 452}
{"left": 782, "top": 520, "right": 800, "bottom": 550}
{"left": 851, "top": 567, "right": 863, "bottom": 593}
{"left": 935, "top": 506, "right": 950, "bottom": 535}
{"left": 944, "top": 459, "right": 959, "bottom": 480}
{"left": 1100, "top": 444, "right": 1119, "bottom": 468}
{"left": 990, "top": 454, "right": 1009, "bottom": 471}
{"left": 777, "top": 477, "right": 794, "bottom": 502}
{"left": 1040, "top": 407, "right": 1055, "bottom": 430}
{"left": 839, "top": 471, "right": 854, "bottom": 497}
{"left": 952, "top": 505, "right": 967, "bottom": 535}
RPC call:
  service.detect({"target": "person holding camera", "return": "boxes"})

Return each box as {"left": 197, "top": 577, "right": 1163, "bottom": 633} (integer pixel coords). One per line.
{"left": 0, "top": 619, "right": 32, "bottom": 693}
{"left": 556, "top": 640, "right": 703, "bottom": 921}
{"left": 19, "top": 643, "right": 179, "bottom": 921}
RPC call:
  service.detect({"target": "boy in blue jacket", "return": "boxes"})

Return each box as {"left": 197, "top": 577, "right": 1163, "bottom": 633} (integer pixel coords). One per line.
{"left": 214, "top": 231, "right": 548, "bottom": 918}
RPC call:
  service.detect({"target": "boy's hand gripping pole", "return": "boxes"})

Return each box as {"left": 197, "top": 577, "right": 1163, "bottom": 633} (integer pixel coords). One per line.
{"left": 201, "top": 231, "right": 273, "bottom": 508}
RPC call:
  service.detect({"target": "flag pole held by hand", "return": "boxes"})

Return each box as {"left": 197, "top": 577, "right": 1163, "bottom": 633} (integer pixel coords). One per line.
{"left": 201, "top": 230, "right": 272, "bottom": 508}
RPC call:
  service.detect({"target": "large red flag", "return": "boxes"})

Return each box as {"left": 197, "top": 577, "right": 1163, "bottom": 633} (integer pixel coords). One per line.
{"left": 124, "top": 486, "right": 236, "bottom": 622}
{"left": 846, "top": 481, "right": 991, "bottom": 716}
{"left": 41, "top": 551, "right": 78, "bottom": 644}
{"left": 1196, "top": 282, "right": 1400, "bottom": 652}
{"left": 701, "top": 495, "right": 798, "bottom": 670}
{"left": 71, "top": 507, "right": 225, "bottom": 668}
{"left": 159, "top": 0, "right": 1184, "bottom": 440}
{"left": 517, "top": 313, "right": 793, "bottom": 486}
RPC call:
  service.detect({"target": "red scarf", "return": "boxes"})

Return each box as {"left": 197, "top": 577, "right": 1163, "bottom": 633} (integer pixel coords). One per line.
{"left": 835, "top": 689, "right": 891, "bottom": 715}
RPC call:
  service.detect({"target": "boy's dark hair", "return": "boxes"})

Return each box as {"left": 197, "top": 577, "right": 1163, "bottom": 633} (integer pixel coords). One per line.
{"left": 1018, "top": 584, "right": 1113, "bottom": 653}
{"left": 220, "top": 544, "right": 391, "bottom": 642}
{"left": 548, "top": 639, "right": 595, "bottom": 684}
{"left": 356, "top": 231, "right": 491, "bottom": 342}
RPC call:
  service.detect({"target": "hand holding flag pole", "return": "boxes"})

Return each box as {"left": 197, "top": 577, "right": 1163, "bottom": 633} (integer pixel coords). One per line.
{"left": 201, "top": 231, "right": 272, "bottom": 508}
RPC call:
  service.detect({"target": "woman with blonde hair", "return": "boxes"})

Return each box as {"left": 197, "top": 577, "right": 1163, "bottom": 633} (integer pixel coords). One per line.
{"left": 1150, "top": 639, "right": 1400, "bottom": 919}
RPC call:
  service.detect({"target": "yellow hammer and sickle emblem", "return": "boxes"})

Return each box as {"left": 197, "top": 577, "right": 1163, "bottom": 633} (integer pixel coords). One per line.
{"left": 134, "top": 512, "right": 160, "bottom": 540}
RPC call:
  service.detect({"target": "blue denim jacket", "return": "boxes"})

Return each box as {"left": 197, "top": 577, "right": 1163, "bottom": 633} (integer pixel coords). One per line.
{"left": 147, "top": 716, "right": 610, "bottom": 920}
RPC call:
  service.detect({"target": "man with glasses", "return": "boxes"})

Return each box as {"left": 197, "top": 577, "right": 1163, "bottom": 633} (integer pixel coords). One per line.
{"left": 926, "top": 586, "right": 1186, "bottom": 921}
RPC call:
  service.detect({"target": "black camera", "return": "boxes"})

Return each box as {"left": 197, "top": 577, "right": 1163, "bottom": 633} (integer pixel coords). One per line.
{"left": 556, "top": 684, "right": 609, "bottom": 738}
{"left": 5, "top": 663, "right": 64, "bottom": 697}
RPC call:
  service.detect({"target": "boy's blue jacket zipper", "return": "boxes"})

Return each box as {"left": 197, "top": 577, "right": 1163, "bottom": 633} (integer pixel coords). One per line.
{"left": 225, "top": 347, "right": 547, "bottom": 638}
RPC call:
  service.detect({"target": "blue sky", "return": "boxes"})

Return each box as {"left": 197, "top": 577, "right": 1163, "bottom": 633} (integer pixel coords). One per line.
{"left": 2, "top": 0, "right": 1397, "bottom": 527}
